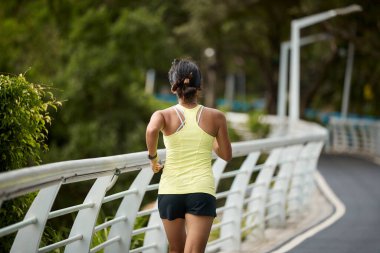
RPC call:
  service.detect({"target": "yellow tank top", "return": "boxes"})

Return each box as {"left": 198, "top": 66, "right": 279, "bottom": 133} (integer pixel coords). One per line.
{"left": 159, "top": 104, "right": 215, "bottom": 196}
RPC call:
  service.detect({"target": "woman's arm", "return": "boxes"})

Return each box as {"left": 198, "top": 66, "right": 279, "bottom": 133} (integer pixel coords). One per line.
{"left": 213, "top": 112, "right": 232, "bottom": 162}
{"left": 146, "top": 111, "right": 165, "bottom": 173}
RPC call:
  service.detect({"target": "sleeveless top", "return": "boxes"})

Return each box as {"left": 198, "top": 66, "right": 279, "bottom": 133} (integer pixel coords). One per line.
{"left": 159, "top": 104, "right": 216, "bottom": 196}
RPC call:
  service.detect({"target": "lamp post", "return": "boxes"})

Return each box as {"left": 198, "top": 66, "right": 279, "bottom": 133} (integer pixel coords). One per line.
{"left": 277, "top": 33, "right": 332, "bottom": 119}
{"left": 204, "top": 47, "right": 217, "bottom": 107}
{"left": 341, "top": 42, "right": 355, "bottom": 118}
{"left": 289, "top": 4, "right": 361, "bottom": 121}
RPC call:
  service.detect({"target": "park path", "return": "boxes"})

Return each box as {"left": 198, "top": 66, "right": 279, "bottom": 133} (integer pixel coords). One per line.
{"left": 288, "top": 154, "right": 380, "bottom": 253}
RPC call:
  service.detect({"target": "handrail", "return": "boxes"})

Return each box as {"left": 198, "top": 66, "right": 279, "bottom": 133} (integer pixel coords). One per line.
{"left": 0, "top": 116, "right": 328, "bottom": 253}
{"left": 0, "top": 131, "right": 326, "bottom": 202}
{"left": 327, "top": 116, "right": 380, "bottom": 159}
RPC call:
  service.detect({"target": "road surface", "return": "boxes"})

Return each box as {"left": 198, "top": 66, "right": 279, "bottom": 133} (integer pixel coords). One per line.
{"left": 289, "top": 154, "right": 380, "bottom": 253}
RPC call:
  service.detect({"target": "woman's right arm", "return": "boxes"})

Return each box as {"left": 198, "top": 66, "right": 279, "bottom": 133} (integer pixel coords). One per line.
{"left": 146, "top": 111, "right": 165, "bottom": 173}
{"left": 213, "top": 112, "right": 232, "bottom": 162}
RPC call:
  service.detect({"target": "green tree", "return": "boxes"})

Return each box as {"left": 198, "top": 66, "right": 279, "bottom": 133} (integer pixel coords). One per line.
{"left": 0, "top": 74, "right": 60, "bottom": 251}
{"left": 0, "top": 74, "right": 60, "bottom": 171}
{"left": 0, "top": 1, "right": 61, "bottom": 83}
{"left": 46, "top": 5, "right": 177, "bottom": 161}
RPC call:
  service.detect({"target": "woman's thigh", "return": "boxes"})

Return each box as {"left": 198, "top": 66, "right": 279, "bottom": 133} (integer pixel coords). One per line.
{"left": 184, "top": 213, "right": 214, "bottom": 253}
{"left": 162, "top": 218, "right": 186, "bottom": 252}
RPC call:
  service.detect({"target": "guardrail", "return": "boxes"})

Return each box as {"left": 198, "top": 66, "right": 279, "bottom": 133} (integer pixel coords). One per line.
{"left": 0, "top": 117, "right": 327, "bottom": 253}
{"left": 327, "top": 117, "right": 380, "bottom": 159}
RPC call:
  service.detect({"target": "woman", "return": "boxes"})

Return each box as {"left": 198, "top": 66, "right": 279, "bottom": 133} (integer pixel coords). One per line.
{"left": 146, "top": 58, "right": 232, "bottom": 253}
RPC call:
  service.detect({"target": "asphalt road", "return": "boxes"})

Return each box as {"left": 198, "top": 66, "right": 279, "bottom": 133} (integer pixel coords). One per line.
{"left": 289, "top": 154, "right": 380, "bottom": 253}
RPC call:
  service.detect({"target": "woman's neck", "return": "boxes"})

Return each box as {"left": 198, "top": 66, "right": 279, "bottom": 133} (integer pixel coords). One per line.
{"left": 178, "top": 99, "right": 198, "bottom": 109}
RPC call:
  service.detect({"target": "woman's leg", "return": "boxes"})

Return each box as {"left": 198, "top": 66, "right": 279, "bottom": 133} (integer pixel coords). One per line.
{"left": 184, "top": 214, "right": 214, "bottom": 253}
{"left": 162, "top": 218, "right": 187, "bottom": 253}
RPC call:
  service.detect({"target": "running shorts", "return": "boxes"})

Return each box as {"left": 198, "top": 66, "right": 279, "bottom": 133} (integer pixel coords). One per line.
{"left": 157, "top": 193, "right": 217, "bottom": 220}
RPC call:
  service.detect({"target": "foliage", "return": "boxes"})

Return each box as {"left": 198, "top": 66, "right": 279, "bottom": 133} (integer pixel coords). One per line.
{"left": 0, "top": 74, "right": 60, "bottom": 171}
{"left": 130, "top": 216, "right": 149, "bottom": 250}
{"left": 0, "top": 74, "right": 60, "bottom": 251}
{"left": 248, "top": 110, "right": 270, "bottom": 139}
{"left": 228, "top": 125, "right": 242, "bottom": 142}
{"left": 0, "top": 1, "right": 61, "bottom": 84}
{"left": 89, "top": 214, "right": 149, "bottom": 252}
{"left": 0, "top": 193, "right": 37, "bottom": 252}
{"left": 44, "top": 5, "right": 177, "bottom": 162}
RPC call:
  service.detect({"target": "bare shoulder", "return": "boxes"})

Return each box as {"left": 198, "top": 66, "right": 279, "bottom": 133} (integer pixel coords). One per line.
{"left": 159, "top": 106, "right": 176, "bottom": 117}
{"left": 151, "top": 106, "right": 177, "bottom": 122}
{"left": 149, "top": 110, "right": 164, "bottom": 123}
{"left": 203, "top": 107, "right": 226, "bottom": 120}
{"left": 151, "top": 109, "right": 163, "bottom": 117}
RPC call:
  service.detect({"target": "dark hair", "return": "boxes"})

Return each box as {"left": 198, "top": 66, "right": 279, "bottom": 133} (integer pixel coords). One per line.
{"left": 168, "top": 59, "right": 202, "bottom": 103}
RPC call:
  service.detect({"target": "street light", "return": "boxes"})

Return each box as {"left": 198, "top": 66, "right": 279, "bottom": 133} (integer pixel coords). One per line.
{"left": 204, "top": 47, "right": 217, "bottom": 107}
{"left": 277, "top": 33, "right": 332, "bottom": 119}
{"left": 289, "top": 4, "right": 362, "bottom": 121}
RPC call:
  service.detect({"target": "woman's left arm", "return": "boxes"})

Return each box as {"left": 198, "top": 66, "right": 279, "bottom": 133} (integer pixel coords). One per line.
{"left": 146, "top": 111, "right": 165, "bottom": 173}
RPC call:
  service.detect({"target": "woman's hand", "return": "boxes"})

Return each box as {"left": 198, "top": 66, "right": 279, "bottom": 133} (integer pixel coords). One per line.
{"left": 150, "top": 157, "right": 164, "bottom": 173}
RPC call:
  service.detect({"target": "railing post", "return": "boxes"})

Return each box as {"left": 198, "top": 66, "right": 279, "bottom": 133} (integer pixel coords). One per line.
{"left": 219, "top": 152, "right": 260, "bottom": 251}
{"left": 105, "top": 167, "right": 155, "bottom": 253}
{"left": 287, "top": 142, "right": 322, "bottom": 218}
{"left": 10, "top": 184, "right": 61, "bottom": 253}
{"left": 65, "top": 175, "right": 114, "bottom": 253}
{"left": 267, "top": 145, "right": 303, "bottom": 227}
{"left": 369, "top": 122, "right": 377, "bottom": 155}
{"left": 144, "top": 202, "right": 167, "bottom": 253}
{"left": 299, "top": 142, "right": 324, "bottom": 207}
{"left": 212, "top": 158, "right": 228, "bottom": 188}
{"left": 348, "top": 120, "right": 359, "bottom": 152}
{"left": 246, "top": 149, "right": 281, "bottom": 238}
{"left": 359, "top": 121, "right": 371, "bottom": 153}
{"left": 375, "top": 122, "right": 380, "bottom": 158}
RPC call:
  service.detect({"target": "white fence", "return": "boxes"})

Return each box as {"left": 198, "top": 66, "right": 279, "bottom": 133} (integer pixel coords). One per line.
{"left": 327, "top": 117, "right": 380, "bottom": 158}
{"left": 0, "top": 118, "right": 327, "bottom": 253}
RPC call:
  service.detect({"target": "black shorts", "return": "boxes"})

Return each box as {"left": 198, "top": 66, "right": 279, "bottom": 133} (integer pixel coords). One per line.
{"left": 157, "top": 193, "right": 217, "bottom": 220}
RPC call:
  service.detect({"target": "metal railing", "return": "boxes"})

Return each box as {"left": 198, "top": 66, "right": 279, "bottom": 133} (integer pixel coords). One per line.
{"left": 327, "top": 117, "right": 380, "bottom": 159}
{"left": 0, "top": 117, "right": 327, "bottom": 253}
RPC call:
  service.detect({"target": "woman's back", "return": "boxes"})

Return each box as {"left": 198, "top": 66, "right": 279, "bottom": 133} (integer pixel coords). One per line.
{"left": 160, "top": 104, "right": 222, "bottom": 138}
{"left": 159, "top": 104, "right": 216, "bottom": 196}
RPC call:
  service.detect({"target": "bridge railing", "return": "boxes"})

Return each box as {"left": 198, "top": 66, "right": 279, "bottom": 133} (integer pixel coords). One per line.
{"left": 327, "top": 117, "right": 380, "bottom": 159}
{"left": 0, "top": 117, "right": 327, "bottom": 253}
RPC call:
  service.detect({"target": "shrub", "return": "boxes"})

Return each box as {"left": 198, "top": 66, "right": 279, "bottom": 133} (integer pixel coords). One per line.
{"left": 0, "top": 74, "right": 60, "bottom": 171}
{"left": 0, "top": 74, "right": 60, "bottom": 251}
{"left": 248, "top": 110, "right": 270, "bottom": 139}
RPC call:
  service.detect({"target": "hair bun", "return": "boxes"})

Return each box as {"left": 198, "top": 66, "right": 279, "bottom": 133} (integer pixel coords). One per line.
{"left": 171, "top": 83, "right": 179, "bottom": 93}
{"left": 168, "top": 59, "right": 201, "bottom": 102}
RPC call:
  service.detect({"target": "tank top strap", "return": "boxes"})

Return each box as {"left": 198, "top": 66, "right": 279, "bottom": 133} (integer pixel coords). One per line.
{"left": 197, "top": 105, "right": 204, "bottom": 124}
{"left": 173, "top": 105, "right": 185, "bottom": 132}
{"left": 177, "top": 104, "right": 202, "bottom": 126}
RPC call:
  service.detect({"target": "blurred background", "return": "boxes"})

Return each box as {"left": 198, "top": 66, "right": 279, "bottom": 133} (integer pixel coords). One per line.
{"left": 0, "top": 0, "right": 379, "bottom": 163}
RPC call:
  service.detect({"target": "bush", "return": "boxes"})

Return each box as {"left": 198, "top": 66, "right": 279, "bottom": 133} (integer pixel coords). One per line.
{"left": 247, "top": 110, "right": 270, "bottom": 139}
{"left": 0, "top": 74, "right": 60, "bottom": 252}
{"left": 0, "top": 74, "right": 60, "bottom": 171}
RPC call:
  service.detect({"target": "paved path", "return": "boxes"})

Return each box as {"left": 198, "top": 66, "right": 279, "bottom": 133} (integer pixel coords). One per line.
{"left": 289, "top": 154, "right": 380, "bottom": 253}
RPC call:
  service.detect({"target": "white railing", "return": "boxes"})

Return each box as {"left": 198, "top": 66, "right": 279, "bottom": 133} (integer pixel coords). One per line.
{"left": 0, "top": 117, "right": 327, "bottom": 253}
{"left": 327, "top": 117, "right": 380, "bottom": 159}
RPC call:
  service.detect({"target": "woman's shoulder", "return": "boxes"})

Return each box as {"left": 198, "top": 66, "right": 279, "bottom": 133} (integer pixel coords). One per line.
{"left": 159, "top": 106, "right": 176, "bottom": 115}
{"left": 202, "top": 106, "right": 226, "bottom": 120}
{"left": 203, "top": 106, "right": 224, "bottom": 115}
{"left": 152, "top": 106, "right": 177, "bottom": 119}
